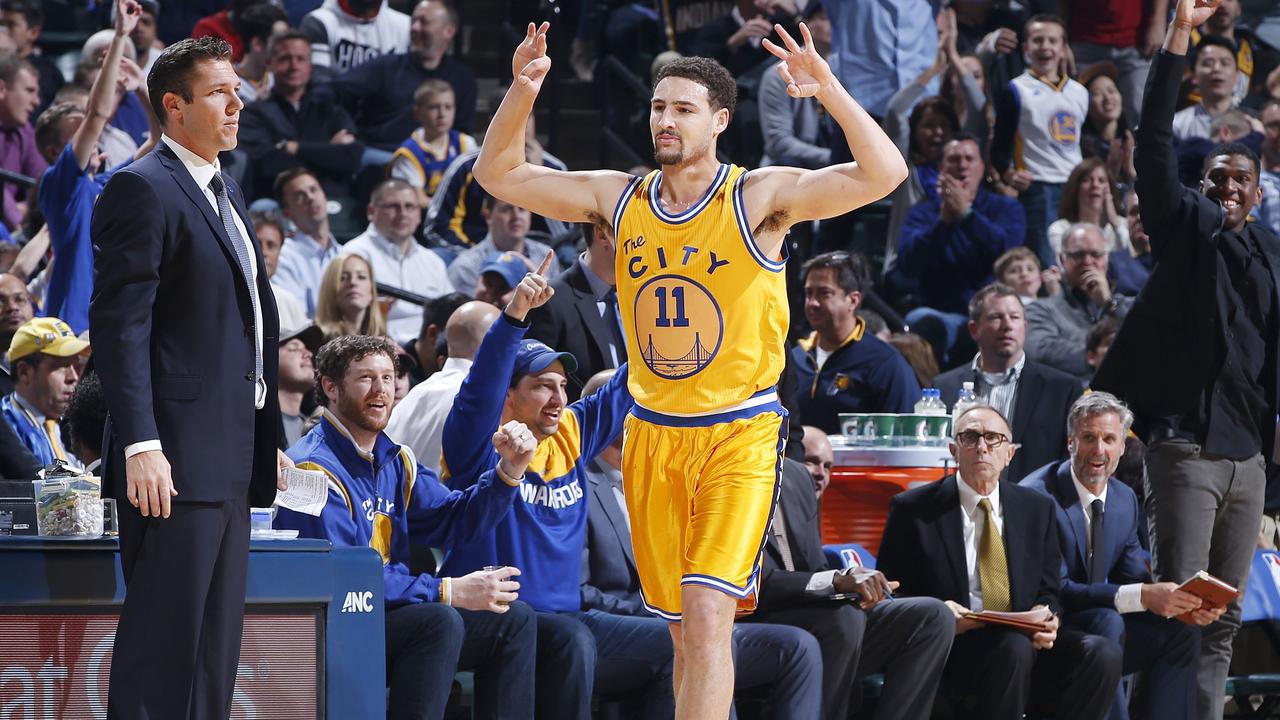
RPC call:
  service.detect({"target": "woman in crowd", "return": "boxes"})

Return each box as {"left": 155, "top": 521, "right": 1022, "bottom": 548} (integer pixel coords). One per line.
{"left": 315, "top": 253, "right": 386, "bottom": 341}
{"left": 1047, "top": 158, "right": 1131, "bottom": 256}
{"left": 1079, "top": 62, "right": 1137, "bottom": 187}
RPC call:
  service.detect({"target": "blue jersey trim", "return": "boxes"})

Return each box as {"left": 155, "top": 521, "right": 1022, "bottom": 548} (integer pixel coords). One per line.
{"left": 682, "top": 571, "right": 758, "bottom": 598}
{"left": 630, "top": 392, "right": 782, "bottom": 427}
{"left": 641, "top": 596, "right": 682, "bottom": 622}
{"left": 732, "top": 172, "right": 787, "bottom": 273}
{"left": 612, "top": 174, "right": 643, "bottom": 237}
{"left": 647, "top": 164, "right": 729, "bottom": 224}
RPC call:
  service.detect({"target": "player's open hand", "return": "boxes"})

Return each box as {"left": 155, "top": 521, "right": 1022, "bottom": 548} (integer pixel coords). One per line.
{"left": 513, "top": 21, "right": 550, "bottom": 82}
{"left": 504, "top": 252, "right": 555, "bottom": 321}
{"left": 762, "top": 22, "right": 835, "bottom": 98}
{"left": 1174, "top": 0, "right": 1220, "bottom": 29}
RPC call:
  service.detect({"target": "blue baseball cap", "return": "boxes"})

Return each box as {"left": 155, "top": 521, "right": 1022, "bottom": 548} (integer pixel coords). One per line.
{"left": 480, "top": 252, "right": 529, "bottom": 291}
{"left": 513, "top": 339, "right": 578, "bottom": 378}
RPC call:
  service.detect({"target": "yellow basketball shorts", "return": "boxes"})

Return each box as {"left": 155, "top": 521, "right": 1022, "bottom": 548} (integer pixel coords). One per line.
{"left": 622, "top": 391, "right": 786, "bottom": 621}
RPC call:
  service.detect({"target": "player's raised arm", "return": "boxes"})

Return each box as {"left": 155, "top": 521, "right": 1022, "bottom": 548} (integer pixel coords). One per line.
{"left": 750, "top": 23, "right": 909, "bottom": 222}
{"left": 473, "top": 23, "right": 631, "bottom": 226}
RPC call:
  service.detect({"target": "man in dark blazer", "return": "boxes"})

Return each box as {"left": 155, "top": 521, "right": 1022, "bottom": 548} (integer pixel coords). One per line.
{"left": 1091, "top": 3, "right": 1280, "bottom": 716}
{"left": 527, "top": 224, "right": 625, "bottom": 401}
{"left": 878, "top": 404, "right": 1121, "bottom": 720}
{"left": 1021, "top": 392, "right": 1204, "bottom": 720}
{"left": 748, "top": 456, "right": 953, "bottom": 720}
{"left": 577, "top": 370, "right": 824, "bottom": 718}
{"left": 935, "top": 283, "right": 1082, "bottom": 483}
{"left": 90, "top": 33, "right": 284, "bottom": 719}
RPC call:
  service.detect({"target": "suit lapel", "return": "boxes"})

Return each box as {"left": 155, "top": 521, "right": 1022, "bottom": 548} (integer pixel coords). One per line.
{"left": 588, "top": 463, "right": 636, "bottom": 572}
{"left": 1051, "top": 462, "right": 1089, "bottom": 569}
{"left": 935, "top": 476, "right": 969, "bottom": 602}
{"left": 1011, "top": 363, "right": 1041, "bottom": 442}
{"left": 156, "top": 144, "right": 253, "bottom": 297}
{"left": 1000, "top": 482, "right": 1029, "bottom": 609}
{"left": 567, "top": 265, "right": 617, "bottom": 366}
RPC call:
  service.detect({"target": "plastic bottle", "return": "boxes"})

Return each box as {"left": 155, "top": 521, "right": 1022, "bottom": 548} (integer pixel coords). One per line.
{"left": 953, "top": 382, "right": 978, "bottom": 423}
{"left": 912, "top": 388, "right": 945, "bottom": 415}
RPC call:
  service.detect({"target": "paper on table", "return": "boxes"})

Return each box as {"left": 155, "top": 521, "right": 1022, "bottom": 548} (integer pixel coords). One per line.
{"left": 276, "top": 467, "right": 329, "bottom": 517}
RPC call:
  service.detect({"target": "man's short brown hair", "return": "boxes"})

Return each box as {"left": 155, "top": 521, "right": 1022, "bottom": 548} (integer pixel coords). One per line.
{"left": 147, "top": 36, "right": 233, "bottom": 128}
{"left": 313, "top": 335, "right": 398, "bottom": 406}
{"left": 653, "top": 56, "right": 737, "bottom": 120}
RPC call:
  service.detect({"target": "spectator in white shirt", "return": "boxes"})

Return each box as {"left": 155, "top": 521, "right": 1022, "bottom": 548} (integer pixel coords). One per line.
{"left": 385, "top": 300, "right": 498, "bottom": 475}
{"left": 273, "top": 167, "right": 341, "bottom": 317}
{"left": 344, "top": 179, "right": 453, "bottom": 343}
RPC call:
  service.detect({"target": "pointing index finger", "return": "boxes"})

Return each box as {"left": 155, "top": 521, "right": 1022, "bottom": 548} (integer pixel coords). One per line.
{"left": 536, "top": 250, "right": 554, "bottom": 276}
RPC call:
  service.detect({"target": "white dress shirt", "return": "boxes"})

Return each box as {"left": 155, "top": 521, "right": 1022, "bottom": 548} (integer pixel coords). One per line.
{"left": 1070, "top": 470, "right": 1145, "bottom": 613}
{"left": 956, "top": 474, "right": 1003, "bottom": 611}
{"left": 274, "top": 230, "right": 341, "bottom": 318}
{"left": 344, "top": 225, "right": 453, "bottom": 343}
{"left": 972, "top": 351, "right": 1025, "bottom": 423}
{"left": 126, "top": 135, "right": 264, "bottom": 459}
{"left": 383, "top": 357, "right": 472, "bottom": 475}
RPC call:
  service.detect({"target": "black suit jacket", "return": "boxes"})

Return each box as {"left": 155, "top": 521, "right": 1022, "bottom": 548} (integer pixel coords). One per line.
{"left": 90, "top": 142, "right": 281, "bottom": 507}
{"left": 934, "top": 359, "right": 1082, "bottom": 483}
{"left": 1093, "top": 50, "right": 1280, "bottom": 455}
{"left": 756, "top": 458, "right": 832, "bottom": 612}
{"left": 579, "top": 458, "right": 647, "bottom": 616}
{"left": 527, "top": 260, "right": 624, "bottom": 401}
{"left": 877, "top": 475, "right": 1062, "bottom": 615}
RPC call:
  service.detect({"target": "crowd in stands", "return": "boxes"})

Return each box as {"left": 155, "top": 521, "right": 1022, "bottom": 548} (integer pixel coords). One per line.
{"left": 3, "top": 0, "right": 1280, "bottom": 717}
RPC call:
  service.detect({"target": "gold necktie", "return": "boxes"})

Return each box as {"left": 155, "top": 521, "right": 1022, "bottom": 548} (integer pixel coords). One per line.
{"left": 978, "top": 498, "right": 1011, "bottom": 611}
{"left": 43, "top": 418, "right": 67, "bottom": 461}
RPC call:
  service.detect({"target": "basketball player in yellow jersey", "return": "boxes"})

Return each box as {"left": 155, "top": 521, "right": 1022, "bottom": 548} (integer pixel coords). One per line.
{"left": 474, "top": 21, "right": 907, "bottom": 719}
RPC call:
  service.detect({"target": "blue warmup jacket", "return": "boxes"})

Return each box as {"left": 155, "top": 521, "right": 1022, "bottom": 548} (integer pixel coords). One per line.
{"left": 276, "top": 410, "right": 518, "bottom": 607}
{"left": 1, "top": 393, "right": 57, "bottom": 467}
{"left": 439, "top": 314, "right": 633, "bottom": 612}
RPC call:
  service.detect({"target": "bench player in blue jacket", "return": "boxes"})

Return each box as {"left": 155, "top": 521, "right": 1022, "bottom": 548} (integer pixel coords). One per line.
{"left": 276, "top": 334, "right": 539, "bottom": 720}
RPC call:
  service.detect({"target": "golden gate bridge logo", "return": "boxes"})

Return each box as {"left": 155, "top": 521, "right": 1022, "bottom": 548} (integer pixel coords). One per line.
{"left": 640, "top": 332, "right": 715, "bottom": 378}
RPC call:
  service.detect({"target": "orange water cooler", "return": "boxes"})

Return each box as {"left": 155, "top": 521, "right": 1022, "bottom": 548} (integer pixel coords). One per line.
{"left": 820, "top": 441, "right": 953, "bottom": 556}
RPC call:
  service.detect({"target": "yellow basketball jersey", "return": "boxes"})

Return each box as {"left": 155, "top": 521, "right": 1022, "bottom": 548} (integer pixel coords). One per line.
{"left": 613, "top": 164, "right": 788, "bottom": 416}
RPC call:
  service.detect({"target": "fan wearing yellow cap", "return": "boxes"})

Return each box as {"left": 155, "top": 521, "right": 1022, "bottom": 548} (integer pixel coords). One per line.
{"left": 0, "top": 317, "right": 90, "bottom": 469}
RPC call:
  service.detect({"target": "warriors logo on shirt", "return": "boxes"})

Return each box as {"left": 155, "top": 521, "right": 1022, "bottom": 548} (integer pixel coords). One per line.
{"left": 1048, "top": 111, "right": 1078, "bottom": 146}
{"left": 632, "top": 274, "right": 723, "bottom": 379}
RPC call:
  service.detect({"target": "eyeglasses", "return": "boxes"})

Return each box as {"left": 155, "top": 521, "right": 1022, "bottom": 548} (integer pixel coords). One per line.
{"left": 954, "top": 430, "right": 1012, "bottom": 449}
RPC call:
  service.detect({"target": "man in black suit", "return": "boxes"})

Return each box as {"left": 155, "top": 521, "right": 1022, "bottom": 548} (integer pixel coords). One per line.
{"left": 878, "top": 405, "right": 1121, "bottom": 720}
{"left": 527, "top": 223, "right": 625, "bottom": 401}
{"left": 934, "top": 283, "right": 1082, "bottom": 483}
{"left": 1021, "top": 392, "right": 1203, "bottom": 720}
{"left": 1091, "top": 2, "right": 1280, "bottom": 717}
{"left": 748, "top": 455, "right": 953, "bottom": 720}
{"left": 90, "top": 31, "right": 285, "bottom": 719}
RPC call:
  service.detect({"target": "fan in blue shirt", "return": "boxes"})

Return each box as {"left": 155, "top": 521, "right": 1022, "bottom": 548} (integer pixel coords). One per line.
{"left": 440, "top": 255, "right": 677, "bottom": 719}
{"left": 34, "top": 14, "right": 159, "bottom": 334}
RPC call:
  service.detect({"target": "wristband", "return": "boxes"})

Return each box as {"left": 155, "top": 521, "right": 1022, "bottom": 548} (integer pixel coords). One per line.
{"left": 496, "top": 462, "right": 523, "bottom": 487}
{"left": 441, "top": 577, "right": 452, "bottom": 606}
